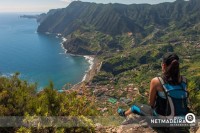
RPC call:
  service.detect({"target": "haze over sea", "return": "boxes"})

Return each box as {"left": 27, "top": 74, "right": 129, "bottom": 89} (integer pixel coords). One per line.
{"left": 0, "top": 13, "right": 90, "bottom": 91}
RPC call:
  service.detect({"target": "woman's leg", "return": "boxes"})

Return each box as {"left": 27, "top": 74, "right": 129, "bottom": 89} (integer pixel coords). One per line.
{"left": 124, "top": 108, "right": 132, "bottom": 116}
{"left": 130, "top": 105, "right": 143, "bottom": 115}
{"left": 118, "top": 105, "right": 143, "bottom": 117}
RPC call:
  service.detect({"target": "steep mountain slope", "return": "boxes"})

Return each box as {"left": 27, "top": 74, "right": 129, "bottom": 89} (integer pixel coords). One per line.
{"left": 36, "top": 0, "right": 200, "bottom": 56}
{"left": 38, "top": 0, "right": 200, "bottom": 36}
{"left": 37, "top": 1, "right": 145, "bottom": 36}
{"left": 36, "top": 0, "right": 200, "bottom": 99}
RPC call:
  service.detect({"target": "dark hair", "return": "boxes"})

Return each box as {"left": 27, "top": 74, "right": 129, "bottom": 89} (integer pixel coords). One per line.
{"left": 162, "top": 53, "right": 180, "bottom": 84}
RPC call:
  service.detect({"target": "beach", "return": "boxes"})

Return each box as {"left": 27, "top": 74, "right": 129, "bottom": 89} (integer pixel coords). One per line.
{"left": 82, "top": 56, "right": 101, "bottom": 82}
{"left": 60, "top": 36, "right": 102, "bottom": 90}
{"left": 66, "top": 57, "right": 101, "bottom": 90}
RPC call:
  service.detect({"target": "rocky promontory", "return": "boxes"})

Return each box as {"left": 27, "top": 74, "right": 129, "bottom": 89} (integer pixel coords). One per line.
{"left": 63, "top": 37, "right": 95, "bottom": 55}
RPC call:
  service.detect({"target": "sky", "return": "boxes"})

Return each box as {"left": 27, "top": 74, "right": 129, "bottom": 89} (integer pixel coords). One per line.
{"left": 0, "top": 0, "right": 178, "bottom": 13}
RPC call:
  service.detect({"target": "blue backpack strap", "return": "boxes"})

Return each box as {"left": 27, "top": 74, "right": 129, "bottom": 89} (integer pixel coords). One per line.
{"left": 158, "top": 76, "right": 189, "bottom": 116}
{"left": 158, "top": 77, "right": 168, "bottom": 92}
{"left": 157, "top": 77, "right": 169, "bottom": 115}
{"left": 157, "top": 77, "right": 175, "bottom": 117}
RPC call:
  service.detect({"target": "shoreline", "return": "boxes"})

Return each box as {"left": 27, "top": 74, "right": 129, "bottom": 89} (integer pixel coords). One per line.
{"left": 59, "top": 35, "right": 102, "bottom": 90}
{"left": 69, "top": 57, "right": 101, "bottom": 90}
{"left": 43, "top": 32, "right": 101, "bottom": 91}
{"left": 82, "top": 55, "right": 95, "bottom": 82}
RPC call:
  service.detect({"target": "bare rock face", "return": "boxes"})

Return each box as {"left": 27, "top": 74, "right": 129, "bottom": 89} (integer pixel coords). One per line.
{"left": 116, "top": 124, "right": 155, "bottom": 133}
{"left": 94, "top": 112, "right": 199, "bottom": 133}
{"left": 95, "top": 124, "right": 155, "bottom": 133}
{"left": 95, "top": 114, "right": 155, "bottom": 133}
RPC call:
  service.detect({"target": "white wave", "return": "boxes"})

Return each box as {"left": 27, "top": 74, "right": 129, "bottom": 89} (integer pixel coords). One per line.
{"left": 61, "top": 43, "right": 68, "bottom": 53}
{"left": 81, "top": 56, "right": 94, "bottom": 82}
{"left": 84, "top": 56, "right": 94, "bottom": 70}
{"left": 62, "top": 37, "right": 67, "bottom": 42}
{"left": 60, "top": 37, "right": 68, "bottom": 53}
{"left": 82, "top": 74, "right": 87, "bottom": 82}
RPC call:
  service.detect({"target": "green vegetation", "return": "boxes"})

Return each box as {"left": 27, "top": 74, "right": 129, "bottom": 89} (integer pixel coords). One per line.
{"left": 0, "top": 73, "right": 98, "bottom": 133}
{"left": 1, "top": 0, "right": 200, "bottom": 131}
{"left": 37, "top": 0, "right": 200, "bottom": 56}
{"left": 36, "top": 0, "right": 200, "bottom": 117}
{"left": 38, "top": 0, "right": 200, "bottom": 39}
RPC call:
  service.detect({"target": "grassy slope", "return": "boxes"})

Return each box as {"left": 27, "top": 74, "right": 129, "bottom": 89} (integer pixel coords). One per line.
{"left": 86, "top": 29, "right": 200, "bottom": 116}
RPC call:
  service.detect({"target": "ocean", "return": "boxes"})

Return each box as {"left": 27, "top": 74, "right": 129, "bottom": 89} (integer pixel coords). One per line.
{"left": 0, "top": 13, "right": 90, "bottom": 91}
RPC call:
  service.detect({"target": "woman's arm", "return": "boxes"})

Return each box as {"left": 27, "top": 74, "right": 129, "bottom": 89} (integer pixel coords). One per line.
{"left": 149, "top": 77, "right": 159, "bottom": 108}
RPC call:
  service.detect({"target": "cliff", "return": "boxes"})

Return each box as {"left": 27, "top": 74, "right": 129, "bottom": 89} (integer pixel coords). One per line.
{"left": 36, "top": 0, "right": 200, "bottom": 55}
{"left": 37, "top": 0, "right": 200, "bottom": 36}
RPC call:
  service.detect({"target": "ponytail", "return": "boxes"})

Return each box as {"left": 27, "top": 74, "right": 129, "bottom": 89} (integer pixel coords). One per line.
{"left": 163, "top": 60, "right": 180, "bottom": 84}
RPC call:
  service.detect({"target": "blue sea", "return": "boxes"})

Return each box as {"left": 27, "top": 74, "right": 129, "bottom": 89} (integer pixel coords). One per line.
{"left": 0, "top": 13, "right": 90, "bottom": 91}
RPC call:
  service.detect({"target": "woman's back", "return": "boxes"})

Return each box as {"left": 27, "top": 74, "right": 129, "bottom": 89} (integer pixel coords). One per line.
{"left": 154, "top": 76, "right": 188, "bottom": 116}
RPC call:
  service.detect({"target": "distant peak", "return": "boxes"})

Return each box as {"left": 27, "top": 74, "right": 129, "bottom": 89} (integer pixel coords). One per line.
{"left": 69, "top": 0, "right": 90, "bottom": 5}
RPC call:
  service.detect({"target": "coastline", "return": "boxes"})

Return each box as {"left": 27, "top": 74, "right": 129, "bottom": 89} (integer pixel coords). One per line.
{"left": 69, "top": 57, "right": 101, "bottom": 90}
{"left": 82, "top": 55, "right": 95, "bottom": 82}
{"left": 59, "top": 36, "right": 102, "bottom": 90}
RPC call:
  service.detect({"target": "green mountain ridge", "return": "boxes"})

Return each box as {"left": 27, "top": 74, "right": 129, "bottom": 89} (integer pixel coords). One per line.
{"left": 36, "top": 0, "right": 200, "bottom": 101}
{"left": 36, "top": 0, "right": 200, "bottom": 116}
{"left": 36, "top": 0, "right": 200, "bottom": 55}
{"left": 38, "top": 0, "right": 200, "bottom": 36}
{"left": 1, "top": 1, "right": 200, "bottom": 132}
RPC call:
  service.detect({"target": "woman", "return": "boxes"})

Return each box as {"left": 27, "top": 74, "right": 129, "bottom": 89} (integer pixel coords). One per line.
{"left": 118, "top": 52, "right": 189, "bottom": 125}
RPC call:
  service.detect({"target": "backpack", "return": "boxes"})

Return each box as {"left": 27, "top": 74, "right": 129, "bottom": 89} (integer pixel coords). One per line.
{"left": 157, "top": 76, "right": 189, "bottom": 116}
